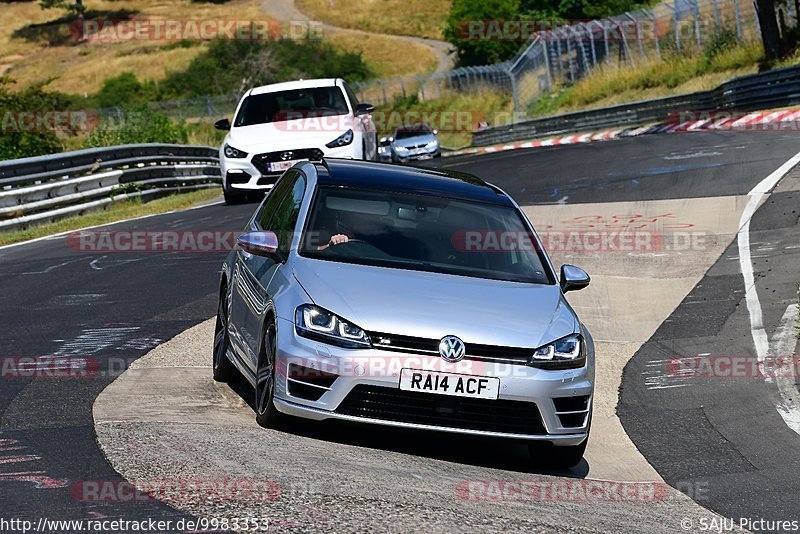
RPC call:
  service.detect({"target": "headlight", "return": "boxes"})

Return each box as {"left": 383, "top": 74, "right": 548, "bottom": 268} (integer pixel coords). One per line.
{"left": 530, "top": 334, "right": 585, "bottom": 369}
{"left": 224, "top": 144, "right": 248, "bottom": 158}
{"left": 425, "top": 140, "right": 438, "bottom": 149}
{"left": 394, "top": 145, "right": 409, "bottom": 154}
{"left": 325, "top": 129, "right": 354, "bottom": 148}
{"left": 295, "top": 304, "right": 371, "bottom": 348}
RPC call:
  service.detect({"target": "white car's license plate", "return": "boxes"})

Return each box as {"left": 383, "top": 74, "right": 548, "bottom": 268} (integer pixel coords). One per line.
{"left": 409, "top": 148, "right": 426, "bottom": 155}
{"left": 267, "top": 159, "right": 303, "bottom": 172}
{"left": 399, "top": 369, "right": 499, "bottom": 400}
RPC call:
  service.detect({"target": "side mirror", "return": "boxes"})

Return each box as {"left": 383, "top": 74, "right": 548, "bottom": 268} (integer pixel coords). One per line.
{"left": 560, "top": 264, "right": 590, "bottom": 293}
{"left": 432, "top": 129, "right": 439, "bottom": 135}
{"left": 214, "top": 118, "right": 231, "bottom": 131}
{"left": 355, "top": 103, "right": 375, "bottom": 116}
{"left": 237, "top": 231, "right": 279, "bottom": 257}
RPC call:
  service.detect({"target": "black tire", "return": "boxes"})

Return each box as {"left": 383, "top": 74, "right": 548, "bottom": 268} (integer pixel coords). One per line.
{"left": 212, "top": 287, "right": 237, "bottom": 382}
{"left": 223, "top": 188, "right": 246, "bottom": 205}
{"left": 255, "top": 318, "right": 284, "bottom": 428}
{"left": 529, "top": 438, "right": 588, "bottom": 469}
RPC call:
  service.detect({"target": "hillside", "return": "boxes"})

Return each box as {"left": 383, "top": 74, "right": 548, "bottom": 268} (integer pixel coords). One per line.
{"left": 0, "top": 0, "right": 442, "bottom": 94}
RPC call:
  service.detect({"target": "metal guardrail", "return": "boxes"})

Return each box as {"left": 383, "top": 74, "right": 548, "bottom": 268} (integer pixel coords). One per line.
{"left": 472, "top": 65, "right": 800, "bottom": 147}
{"left": 0, "top": 144, "right": 221, "bottom": 232}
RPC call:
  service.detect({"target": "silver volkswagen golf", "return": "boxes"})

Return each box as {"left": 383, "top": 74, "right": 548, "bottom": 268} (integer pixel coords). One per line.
{"left": 214, "top": 159, "right": 594, "bottom": 467}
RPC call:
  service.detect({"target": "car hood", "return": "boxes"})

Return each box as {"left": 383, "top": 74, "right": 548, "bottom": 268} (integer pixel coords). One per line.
{"left": 292, "top": 256, "right": 576, "bottom": 348}
{"left": 393, "top": 134, "right": 436, "bottom": 148}
{"left": 228, "top": 118, "right": 354, "bottom": 152}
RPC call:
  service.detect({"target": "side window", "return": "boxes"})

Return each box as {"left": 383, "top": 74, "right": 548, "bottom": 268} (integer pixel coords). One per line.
{"left": 265, "top": 174, "right": 307, "bottom": 258}
{"left": 258, "top": 171, "right": 297, "bottom": 229}
{"left": 343, "top": 83, "right": 359, "bottom": 111}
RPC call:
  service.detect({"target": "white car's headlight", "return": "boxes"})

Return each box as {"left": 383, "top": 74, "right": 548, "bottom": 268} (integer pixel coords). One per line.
{"left": 295, "top": 304, "right": 371, "bottom": 348}
{"left": 224, "top": 144, "right": 248, "bottom": 159}
{"left": 325, "top": 129, "right": 354, "bottom": 148}
{"left": 425, "top": 140, "right": 439, "bottom": 149}
{"left": 531, "top": 334, "right": 584, "bottom": 369}
{"left": 394, "top": 145, "right": 410, "bottom": 154}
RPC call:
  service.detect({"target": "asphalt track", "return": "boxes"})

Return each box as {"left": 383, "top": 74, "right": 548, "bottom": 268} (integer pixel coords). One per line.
{"left": 1, "top": 129, "right": 799, "bottom": 531}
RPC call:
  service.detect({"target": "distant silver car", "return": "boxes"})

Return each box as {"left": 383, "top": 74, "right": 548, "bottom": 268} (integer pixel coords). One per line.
{"left": 391, "top": 124, "right": 440, "bottom": 162}
{"left": 377, "top": 136, "right": 393, "bottom": 162}
{"left": 214, "top": 159, "right": 594, "bottom": 468}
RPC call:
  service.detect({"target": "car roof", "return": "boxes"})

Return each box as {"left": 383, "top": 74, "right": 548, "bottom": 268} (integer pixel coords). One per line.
{"left": 313, "top": 159, "right": 513, "bottom": 206}
{"left": 249, "top": 79, "right": 340, "bottom": 95}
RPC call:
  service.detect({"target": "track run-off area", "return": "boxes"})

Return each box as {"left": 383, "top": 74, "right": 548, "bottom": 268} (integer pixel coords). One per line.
{"left": 1, "top": 130, "right": 799, "bottom": 532}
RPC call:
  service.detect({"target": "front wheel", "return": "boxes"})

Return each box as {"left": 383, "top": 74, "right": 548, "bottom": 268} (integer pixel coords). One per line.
{"left": 255, "top": 319, "right": 284, "bottom": 428}
{"left": 223, "top": 188, "right": 246, "bottom": 205}
{"left": 212, "top": 287, "right": 237, "bottom": 382}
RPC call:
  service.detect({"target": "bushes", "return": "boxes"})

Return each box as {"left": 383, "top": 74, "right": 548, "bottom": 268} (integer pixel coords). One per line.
{"left": 83, "top": 37, "right": 374, "bottom": 105}
{"left": 157, "top": 37, "right": 373, "bottom": 99}
{"left": 0, "top": 81, "right": 68, "bottom": 160}
{"left": 82, "top": 110, "right": 188, "bottom": 148}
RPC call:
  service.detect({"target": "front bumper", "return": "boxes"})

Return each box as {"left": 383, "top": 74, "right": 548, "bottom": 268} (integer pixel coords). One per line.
{"left": 393, "top": 146, "right": 440, "bottom": 162}
{"left": 222, "top": 144, "right": 361, "bottom": 191}
{"left": 273, "top": 317, "right": 593, "bottom": 445}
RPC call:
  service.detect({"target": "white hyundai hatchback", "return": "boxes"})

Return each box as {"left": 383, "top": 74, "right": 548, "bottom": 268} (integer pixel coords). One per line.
{"left": 215, "top": 78, "right": 378, "bottom": 204}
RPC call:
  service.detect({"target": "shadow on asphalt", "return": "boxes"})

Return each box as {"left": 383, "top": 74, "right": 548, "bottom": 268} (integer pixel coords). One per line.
{"left": 225, "top": 375, "right": 590, "bottom": 479}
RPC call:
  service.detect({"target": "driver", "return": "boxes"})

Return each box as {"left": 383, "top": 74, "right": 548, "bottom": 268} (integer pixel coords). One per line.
{"left": 317, "top": 233, "right": 350, "bottom": 250}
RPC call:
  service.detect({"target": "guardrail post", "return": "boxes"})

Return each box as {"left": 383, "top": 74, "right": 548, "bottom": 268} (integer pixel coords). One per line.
{"left": 555, "top": 36, "right": 565, "bottom": 81}
{"left": 543, "top": 38, "right": 554, "bottom": 90}
{"left": 734, "top": 0, "right": 743, "bottom": 40}
{"left": 565, "top": 30, "right": 576, "bottom": 83}
{"left": 672, "top": 1, "right": 682, "bottom": 51}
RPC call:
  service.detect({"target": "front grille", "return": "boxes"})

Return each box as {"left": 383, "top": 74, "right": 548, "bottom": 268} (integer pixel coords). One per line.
{"left": 367, "top": 331, "right": 532, "bottom": 366}
{"left": 252, "top": 148, "right": 324, "bottom": 175}
{"left": 335, "top": 385, "right": 547, "bottom": 435}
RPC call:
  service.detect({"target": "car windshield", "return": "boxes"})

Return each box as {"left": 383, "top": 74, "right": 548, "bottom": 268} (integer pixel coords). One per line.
{"left": 234, "top": 87, "right": 349, "bottom": 127}
{"left": 299, "top": 187, "right": 552, "bottom": 284}
{"left": 395, "top": 126, "right": 431, "bottom": 139}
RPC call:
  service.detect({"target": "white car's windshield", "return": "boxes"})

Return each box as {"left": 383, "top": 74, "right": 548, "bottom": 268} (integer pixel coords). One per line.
{"left": 300, "top": 186, "right": 552, "bottom": 284}
{"left": 234, "top": 87, "right": 349, "bottom": 127}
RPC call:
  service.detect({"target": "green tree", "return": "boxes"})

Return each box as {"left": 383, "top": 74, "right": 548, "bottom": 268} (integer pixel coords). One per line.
{"left": 444, "top": 0, "right": 522, "bottom": 66}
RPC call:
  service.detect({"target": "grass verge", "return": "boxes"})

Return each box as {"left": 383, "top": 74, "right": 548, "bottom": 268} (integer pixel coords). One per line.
{"left": 0, "top": 188, "right": 222, "bottom": 247}
{"left": 530, "top": 42, "right": 764, "bottom": 117}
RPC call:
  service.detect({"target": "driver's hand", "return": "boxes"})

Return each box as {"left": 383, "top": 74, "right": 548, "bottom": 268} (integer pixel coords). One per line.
{"left": 329, "top": 234, "right": 350, "bottom": 246}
